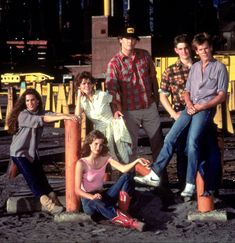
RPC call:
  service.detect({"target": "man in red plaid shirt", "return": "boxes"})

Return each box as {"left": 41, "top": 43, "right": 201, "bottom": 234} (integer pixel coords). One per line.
{"left": 105, "top": 26, "right": 163, "bottom": 162}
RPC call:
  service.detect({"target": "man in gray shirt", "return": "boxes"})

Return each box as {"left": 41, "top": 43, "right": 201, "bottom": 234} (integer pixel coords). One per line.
{"left": 134, "top": 33, "right": 228, "bottom": 197}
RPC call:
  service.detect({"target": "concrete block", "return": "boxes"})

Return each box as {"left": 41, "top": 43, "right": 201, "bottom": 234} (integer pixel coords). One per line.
{"left": 54, "top": 212, "right": 92, "bottom": 223}
{"left": 7, "top": 196, "right": 41, "bottom": 213}
{"left": 7, "top": 195, "right": 66, "bottom": 214}
{"left": 188, "top": 210, "right": 227, "bottom": 222}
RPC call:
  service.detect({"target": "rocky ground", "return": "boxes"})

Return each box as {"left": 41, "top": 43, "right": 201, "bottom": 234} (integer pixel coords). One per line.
{"left": 0, "top": 115, "right": 235, "bottom": 242}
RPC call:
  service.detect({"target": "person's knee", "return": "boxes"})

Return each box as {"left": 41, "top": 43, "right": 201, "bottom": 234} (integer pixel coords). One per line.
{"left": 164, "top": 133, "right": 175, "bottom": 146}
{"left": 120, "top": 173, "right": 134, "bottom": 182}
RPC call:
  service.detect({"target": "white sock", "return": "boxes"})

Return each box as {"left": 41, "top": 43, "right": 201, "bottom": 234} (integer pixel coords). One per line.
{"left": 148, "top": 170, "right": 160, "bottom": 180}
{"left": 185, "top": 183, "right": 195, "bottom": 191}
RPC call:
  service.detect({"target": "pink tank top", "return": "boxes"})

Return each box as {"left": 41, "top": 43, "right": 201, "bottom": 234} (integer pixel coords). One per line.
{"left": 81, "top": 157, "right": 110, "bottom": 193}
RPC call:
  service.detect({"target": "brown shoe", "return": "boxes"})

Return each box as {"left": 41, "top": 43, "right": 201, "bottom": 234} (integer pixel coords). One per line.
{"left": 48, "top": 191, "right": 63, "bottom": 207}
{"left": 40, "top": 195, "right": 64, "bottom": 215}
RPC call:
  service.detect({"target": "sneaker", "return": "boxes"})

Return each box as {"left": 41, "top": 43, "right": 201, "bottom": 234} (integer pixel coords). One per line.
{"left": 112, "top": 210, "right": 145, "bottom": 232}
{"left": 134, "top": 171, "right": 160, "bottom": 187}
{"left": 181, "top": 183, "right": 195, "bottom": 197}
{"left": 40, "top": 195, "right": 64, "bottom": 215}
{"left": 48, "top": 191, "right": 63, "bottom": 207}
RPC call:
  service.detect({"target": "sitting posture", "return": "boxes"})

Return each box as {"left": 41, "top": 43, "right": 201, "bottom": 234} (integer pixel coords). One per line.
{"left": 134, "top": 33, "right": 228, "bottom": 197}
{"left": 8, "top": 88, "right": 79, "bottom": 215}
{"left": 75, "top": 130, "right": 150, "bottom": 231}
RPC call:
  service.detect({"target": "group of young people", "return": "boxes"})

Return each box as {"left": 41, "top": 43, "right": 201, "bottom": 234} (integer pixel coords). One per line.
{"left": 5, "top": 26, "right": 228, "bottom": 232}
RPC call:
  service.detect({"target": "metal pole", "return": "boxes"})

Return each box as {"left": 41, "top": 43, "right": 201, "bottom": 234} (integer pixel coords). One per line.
{"left": 104, "top": 0, "right": 110, "bottom": 16}
{"left": 111, "top": 0, "right": 114, "bottom": 16}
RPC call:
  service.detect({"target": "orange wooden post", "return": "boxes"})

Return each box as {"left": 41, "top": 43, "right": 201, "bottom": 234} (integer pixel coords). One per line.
{"left": 64, "top": 120, "right": 81, "bottom": 212}
{"left": 196, "top": 172, "right": 214, "bottom": 213}
{"left": 135, "top": 163, "right": 150, "bottom": 176}
{"left": 7, "top": 159, "right": 18, "bottom": 178}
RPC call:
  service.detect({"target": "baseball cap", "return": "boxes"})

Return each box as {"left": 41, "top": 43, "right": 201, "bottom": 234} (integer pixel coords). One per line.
{"left": 118, "top": 26, "right": 140, "bottom": 40}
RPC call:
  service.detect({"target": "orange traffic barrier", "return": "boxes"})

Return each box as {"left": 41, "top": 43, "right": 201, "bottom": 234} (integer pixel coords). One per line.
{"left": 196, "top": 172, "right": 214, "bottom": 213}
{"left": 64, "top": 119, "right": 81, "bottom": 212}
{"left": 135, "top": 163, "right": 150, "bottom": 176}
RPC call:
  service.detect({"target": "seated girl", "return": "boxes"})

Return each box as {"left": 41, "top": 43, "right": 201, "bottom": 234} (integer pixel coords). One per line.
{"left": 75, "top": 130, "right": 150, "bottom": 231}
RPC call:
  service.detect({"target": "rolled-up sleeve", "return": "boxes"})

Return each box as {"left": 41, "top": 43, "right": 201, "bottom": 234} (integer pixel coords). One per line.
{"left": 217, "top": 63, "right": 229, "bottom": 94}
{"left": 105, "top": 62, "right": 120, "bottom": 105}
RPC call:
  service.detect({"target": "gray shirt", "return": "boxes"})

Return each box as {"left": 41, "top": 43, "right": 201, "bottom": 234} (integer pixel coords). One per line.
{"left": 10, "top": 109, "right": 50, "bottom": 162}
{"left": 185, "top": 58, "right": 228, "bottom": 104}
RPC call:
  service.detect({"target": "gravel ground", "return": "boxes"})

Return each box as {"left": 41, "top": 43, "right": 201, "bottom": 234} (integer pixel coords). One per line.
{"left": 0, "top": 124, "right": 235, "bottom": 243}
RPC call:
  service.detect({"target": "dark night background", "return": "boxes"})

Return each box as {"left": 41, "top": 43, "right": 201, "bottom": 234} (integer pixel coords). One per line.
{"left": 0, "top": 0, "right": 235, "bottom": 72}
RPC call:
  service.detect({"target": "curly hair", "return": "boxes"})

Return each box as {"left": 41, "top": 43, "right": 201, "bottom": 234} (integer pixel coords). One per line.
{"left": 81, "top": 130, "right": 109, "bottom": 157}
{"left": 7, "top": 88, "right": 43, "bottom": 134}
{"left": 74, "top": 71, "right": 96, "bottom": 92}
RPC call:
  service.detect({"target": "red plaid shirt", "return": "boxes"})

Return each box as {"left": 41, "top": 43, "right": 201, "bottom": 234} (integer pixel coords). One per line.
{"left": 159, "top": 59, "right": 190, "bottom": 110}
{"left": 105, "top": 48, "right": 158, "bottom": 111}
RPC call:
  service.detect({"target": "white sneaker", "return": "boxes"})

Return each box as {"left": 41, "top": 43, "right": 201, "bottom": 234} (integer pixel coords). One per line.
{"left": 134, "top": 170, "right": 160, "bottom": 187}
{"left": 181, "top": 183, "right": 195, "bottom": 197}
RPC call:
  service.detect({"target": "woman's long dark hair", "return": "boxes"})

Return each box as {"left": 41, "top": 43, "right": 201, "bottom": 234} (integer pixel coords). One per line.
{"left": 7, "top": 88, "right": 43, "bottom": 134}
{"left": 81, "top": 130, "right": 109, "bottom": 157}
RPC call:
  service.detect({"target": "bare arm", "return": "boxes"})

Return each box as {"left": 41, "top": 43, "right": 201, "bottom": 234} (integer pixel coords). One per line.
{"left": 43, "top": 113, "right": 79, "bottom": 123}
{"left": 160, "top": 93, "right": 180, "bottom": 120}
{"left": 74, "top": 89, "right": 84, "bottom": 117}
{"left": 184, "top": 91, "right": 196, "bottom": 115}
{"left": 108, "top": 157, "right": 150, "bottom": 174}
{"left": 75, "top": 160, "right": 102, "bottom": 200}
{"left": 111, "top": 102, "right": 124, "bottom": 119}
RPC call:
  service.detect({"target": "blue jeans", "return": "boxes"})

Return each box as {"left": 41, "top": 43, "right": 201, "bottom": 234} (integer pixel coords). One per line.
{"left": 151, "top": 108, "right": 215, "bottom": 185}
{"left": 198, "top": 124, "right": 221, "bottom": 191}
{"left": 81, "top": 173, "right": 134, "bottom": 220}
{"left": 175, "top": 127, "right": 188, "bottom": 187}
{"left": 11, "top": 156, "right": 53, "bottom": 198}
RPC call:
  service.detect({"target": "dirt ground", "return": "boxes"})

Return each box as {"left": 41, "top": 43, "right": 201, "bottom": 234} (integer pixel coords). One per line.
{"left": 0, "top": 124, "right": 235, "bottom": 243}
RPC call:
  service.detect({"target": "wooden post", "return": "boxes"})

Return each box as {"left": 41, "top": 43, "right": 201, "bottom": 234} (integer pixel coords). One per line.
{"left": 4, "top": 87, "right": 17, "bottom": 130}
{"left": 0, "top": 104, "right": 2, "bottom": 120}
{"left": 229, "top": 80, "right": 235, "bottom": 111}
{"left": 55, "top": 84, "right": 69, "bottom": 128}
{"left": 64, "top": 120, "right": 81, "bottom": 212}
{"left": 7, "top": 159, "right": 18, "bottom": 178}
{"left": 45, "top": 83, "right": 55, "bottom": 112}
{"left": 20, "top": 81, "right": 26, "bottom": 96}
{"left": 196, "top": 172, "right": 214, "bottom": 213}
{"left": 67, "top": 81, "right": 75, "bottom": 106}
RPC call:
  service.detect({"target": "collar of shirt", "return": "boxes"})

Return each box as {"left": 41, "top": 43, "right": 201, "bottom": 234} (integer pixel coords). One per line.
{"left": 119, "top": 50, "right": 137, "bottom": 62}
{"left": 199, "top": 57, "right": 217, "bottom": 67}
